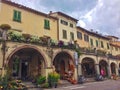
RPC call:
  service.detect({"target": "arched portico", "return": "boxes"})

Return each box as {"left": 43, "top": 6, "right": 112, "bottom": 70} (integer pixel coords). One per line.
{"left": 53, "top": 51, "right": 75, "bottom": 79}
{"left": 110, "top": 62, "right": 116, "bottom": 75}
{"left": 81, "top": 57, "right": 95, "bottom": 77}
{"left": 99, "top": 60, "right": 108, "bottom": 77}
{"left": 6, "top": 45, "right": 47, "bottom": 80}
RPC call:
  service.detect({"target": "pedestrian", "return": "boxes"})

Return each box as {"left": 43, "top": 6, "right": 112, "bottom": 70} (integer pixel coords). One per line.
{"left": 101, "top": 68, "right": 105, "bottom": 77}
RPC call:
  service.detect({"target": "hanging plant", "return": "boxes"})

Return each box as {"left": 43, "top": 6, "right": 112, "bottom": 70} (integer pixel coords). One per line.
{"left": 30, "top": 35, "right": 40, "bottom": 43}
{"left": 7, "top": 30, "right": 23, "bottom": 42}
{"left": 0, "top": 24, "right": 11, "bottom": 30}
{"left": 75, "top": 49, "right": 81, "bottom": 58}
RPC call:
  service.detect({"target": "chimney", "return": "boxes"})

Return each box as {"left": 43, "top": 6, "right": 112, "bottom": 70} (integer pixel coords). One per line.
{"left": 49, "top": 11, "right": 52, "bottom": 14}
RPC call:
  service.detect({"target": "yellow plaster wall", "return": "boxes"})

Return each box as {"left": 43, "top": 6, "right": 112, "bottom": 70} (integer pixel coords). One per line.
{"left": 50, "top": 13, "right": 77, "bottom": 42}
{"left": 0, "top": 3, "right": 58, "bottom": 40}
{"left": 77, "top": 28, "right": 90, "bottom": 48}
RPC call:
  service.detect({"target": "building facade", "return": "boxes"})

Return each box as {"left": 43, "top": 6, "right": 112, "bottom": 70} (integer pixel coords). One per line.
{"left": 0, "top": 0, "right": 120, "bottom": 82}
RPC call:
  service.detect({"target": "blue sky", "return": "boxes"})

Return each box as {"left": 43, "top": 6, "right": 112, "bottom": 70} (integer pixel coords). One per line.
{"left": 11, "top": 0, "right": 120, "bottom": 38}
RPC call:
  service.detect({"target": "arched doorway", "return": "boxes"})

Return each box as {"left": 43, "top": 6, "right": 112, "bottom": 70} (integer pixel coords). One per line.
{"left": 8, "top": 47, "right": 46, "bottom": 80}
{"left": 110, "top": 62, "right": 116, "bottom": 75}
{"left": 118, "top": 63, "right": 120, "bottom": 76}
{"left": 99, "top": 60, "right": 108, "bottom": 77}
{"left": 81, "top": 58, "right": 95, "bottom": 77}
{"left": 53, "top": 52, "right": 74, "bottom": 79}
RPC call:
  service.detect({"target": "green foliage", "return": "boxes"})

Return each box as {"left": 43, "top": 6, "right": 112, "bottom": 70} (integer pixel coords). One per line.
{"left": 8, "top": 30, "right": 23, "bottom": 41}
{"left": 0, "top": 75, "right": 9, "bottom": 90}
{"left": 48, "top": 71, "right": 60, "bottom": 83}
{"left": 37, "top": 76, "right": 46, "bottom": 85}
{"left": 30, "top": 35, "right": 40, "bottom": 43}
{"left": 75, "top": 49, "right": 81, "bottom": 58}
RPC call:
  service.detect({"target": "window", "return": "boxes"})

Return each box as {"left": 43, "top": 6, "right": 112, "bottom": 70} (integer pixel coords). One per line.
{"left": 90, "top": 38, "right": 93, "bottom": 46}
{"left": 107, "top": 43, "right": 110, "bottom": 49}
{"left": 13, "top": 10, "right": 21, "bottom": 22}
{"left": 77, "top": 31, "right": 82, "bottom": 39}
{"left": 115, "top": 47, "right": 118, "bottom": 51}
{"left": 70, "top": 23, "right": 73, "bottom": 28}
{"left": 70, "top": 32, "right": 74, "bottom": 40}
{"left": 96, "top": 40, "right": 99, "bottom": 47}
{"left": 63, "top": 30, "right": 67, "bottom": 39}
{"left": 101, "top": 41, "right": 104, "bottom": 48}
{"left": 44, "top": 19, "right": 50, "bottom": 29}
{"left": 61, "top": 19, "right": 68, "bottom": 25}
{"left": 84, "top": 34, "right": 89, "bottom": 42}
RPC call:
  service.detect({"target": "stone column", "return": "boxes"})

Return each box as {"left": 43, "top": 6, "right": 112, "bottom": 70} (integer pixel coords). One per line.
{"left": 107, "top": 64, "right": 112, "bottom": 78}
{"left": 115, "top": 65, "right": 119, "bottom": 76}
{"left": 78, "top": 63, "right": 82, "bottom": 76}
{"left": 95, "top": 64, "right": 100, "bottom": 75}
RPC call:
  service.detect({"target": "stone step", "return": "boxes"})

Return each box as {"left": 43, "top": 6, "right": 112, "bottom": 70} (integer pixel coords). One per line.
{"left": 58, "top": 80, "right": 73, "bottom": 87}
{"left": 22, "top": 82, "right": 37, "bottom": 88}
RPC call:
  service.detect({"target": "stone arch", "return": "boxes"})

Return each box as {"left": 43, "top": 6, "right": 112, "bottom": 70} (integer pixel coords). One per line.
{"left": 6, "top": 45, "right": 48, "bottom": 80}
{"left": 53, "top": 50, "right": 75, "bottom": 79}
{"left": 99, "top": 60, "right": 108, "bottom": 77}
{"left": 81, "top": 57, "right": 96, "bottom": 77}
{"left": 110, "top": 62, "right": 116, "bottom": 75}
{"left": 6, "top": 45, "right": 48, "bottom": 68}
{"left": 118, "top": 63, "right": 120, "bottom": 75}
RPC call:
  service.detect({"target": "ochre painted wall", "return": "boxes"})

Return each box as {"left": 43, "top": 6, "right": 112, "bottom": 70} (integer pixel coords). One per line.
{"left": 0, "top": 3, "right": 58, "bottom": 40}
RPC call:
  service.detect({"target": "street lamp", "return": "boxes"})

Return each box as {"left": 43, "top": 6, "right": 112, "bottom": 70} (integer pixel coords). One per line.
{"left": 0, "top": 24, "right": 11, "bottom": 75}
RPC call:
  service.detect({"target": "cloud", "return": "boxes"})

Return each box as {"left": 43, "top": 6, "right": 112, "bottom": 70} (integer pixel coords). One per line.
{"left": 77, "top": 20, "right": 86, "bottom": 28}
{"left": 80, "top": 0, "right": 120, "bottom": 38}
{"left": 11, "top": 0, "right": 120, "bottom": 38}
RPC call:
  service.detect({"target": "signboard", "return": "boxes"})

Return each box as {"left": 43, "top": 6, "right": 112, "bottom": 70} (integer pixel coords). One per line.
{"left": 74, "top": 52, "right": 78, "bottom": 65}
{"left": 74, "top": 51, "right": 78, "bottom": 59}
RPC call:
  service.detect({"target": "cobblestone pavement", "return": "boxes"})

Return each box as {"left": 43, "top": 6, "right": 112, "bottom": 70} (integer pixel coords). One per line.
{"left": 43, "top": 79, "right": 120, "bottom": 90}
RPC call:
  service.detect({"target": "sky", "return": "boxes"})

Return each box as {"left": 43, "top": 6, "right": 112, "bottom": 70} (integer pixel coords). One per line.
{"left": 11, "top": 0, "right": 120, "bottom": 38}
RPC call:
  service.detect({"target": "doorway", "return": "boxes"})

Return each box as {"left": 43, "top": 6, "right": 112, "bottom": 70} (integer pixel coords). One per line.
{"left": 21, "top": 62, "right": 28, "bottom": 80}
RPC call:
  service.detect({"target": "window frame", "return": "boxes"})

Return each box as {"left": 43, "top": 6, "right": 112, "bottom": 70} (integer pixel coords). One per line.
{"left": 63, "top": 30, "right": 67, "bottom": 39}
{"left": 44, "top": 19, "right": 50, "bottom": 29}
{"left": 13, "top": 10, "right": 21, "bottom": 22}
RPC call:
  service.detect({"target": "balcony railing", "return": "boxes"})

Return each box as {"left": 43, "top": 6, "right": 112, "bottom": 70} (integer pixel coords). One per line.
{"left": 0, "top": 30, "right": 119, "bottom": 60}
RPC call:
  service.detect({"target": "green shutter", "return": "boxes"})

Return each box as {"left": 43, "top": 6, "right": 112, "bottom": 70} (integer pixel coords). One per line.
{"left": 44, "top": 19, "right": 50, "bottom": 29}
{"left": 70, "top": 32, "right": 74, "bottom": 40}
{"left": 90, "top": 38, "right": 93, "bottom": 46}
{"left": 18, "top": 11, "right": 21, "bottom": 22}
{"left": 13, "top": 10, "right": 21, "bottom": 22}
{"left": 48, "top": 20, "right": 50, "bottom": 29}
{"left": 63, "top": 30, "right": 67, "bottom": 39}
{"left": 96, "top": 40, "right": 98, "bottom": 47}
{"left": 13, "top": 10, "right": 17, "bottom": 20}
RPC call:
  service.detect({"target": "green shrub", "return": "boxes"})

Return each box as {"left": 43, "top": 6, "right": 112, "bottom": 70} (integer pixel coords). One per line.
{"left": 37, "top": 76, "right": 46, "bottom": 85}
{"left": 48, "top": 71, "right": 60, "bottom": 83}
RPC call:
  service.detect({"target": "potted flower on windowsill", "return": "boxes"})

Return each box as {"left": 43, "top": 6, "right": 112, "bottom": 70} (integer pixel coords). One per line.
{"left": 48, "top": 71, "right": 60, "bottom": 88}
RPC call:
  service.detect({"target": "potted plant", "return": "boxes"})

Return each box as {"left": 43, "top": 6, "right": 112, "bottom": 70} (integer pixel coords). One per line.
{"left": 0, "top": 24, "right": 11, "bottom": 30}
{"left": 8, "top": 30, "right": 23, "bottom": 42}
{"left": 36, "top": 76, "right": 46, "bottom": 87}
{"left": 48, "top": 71, "right": 60, "bottom": 88}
